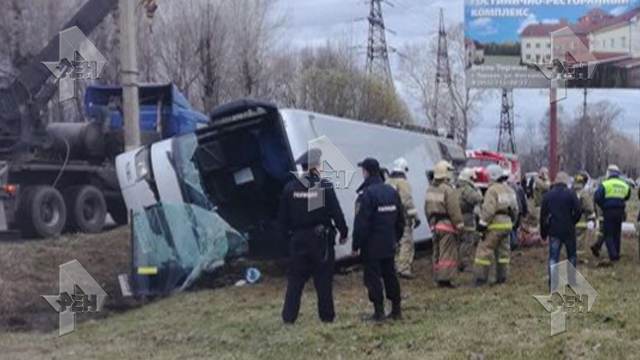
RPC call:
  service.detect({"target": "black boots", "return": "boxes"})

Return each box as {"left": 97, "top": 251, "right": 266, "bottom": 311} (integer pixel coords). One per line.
{"left": 365, "top": 301, "right": 402, "bottom": 322}
{"left": 364, "top": 303, "right": 386, "bottom": 322}
{"left": 388, "top": 300, "right": 402, "bottom": 321}
{"left": 496, "top": 266, "right": 508, "bottom": 285}
{"left": 473, "top": 278, "right": 488, "bottom": 287}
{"left": 590, "top": 243, "right": 601, "bottom": 258}
{"left": 437, "top": 280, "right": 456, "bottom": 288}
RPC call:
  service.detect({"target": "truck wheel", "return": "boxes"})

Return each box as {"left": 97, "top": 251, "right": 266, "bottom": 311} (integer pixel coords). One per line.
{"left": 20, "top": 186, "right": 67, "bottom": 238}
{"left": 64, "top": 185, "right": 107, "bottom": 233}
{"left": 108, "top": 200, "right": 129, "bottom": 225}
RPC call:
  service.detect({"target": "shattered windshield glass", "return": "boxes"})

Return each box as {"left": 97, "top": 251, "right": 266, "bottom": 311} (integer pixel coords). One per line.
{"left": 130, "top": 133, "right": 248, "bottom": 295}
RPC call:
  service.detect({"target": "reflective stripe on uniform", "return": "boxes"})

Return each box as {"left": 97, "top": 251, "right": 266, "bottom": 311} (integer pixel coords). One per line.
{"left": 576, "top": 222, "right": 587, "bottom": 229}
{"left": 498, "top": 258, "right": 510, "bottom": 264}
{"left": 488, "top": 222, "right": 513, "bottom": 231}
{"left": 433, "top": 222, "right": 457, "bottom": 233}
{"left": 474, "top": 258, "right": 491, "bottom": 266}
{"left": 407, "top": 208, "right": 418, "bottom": 216}
{"left": 433, "top": 259, "right": 458, "bottom": 270}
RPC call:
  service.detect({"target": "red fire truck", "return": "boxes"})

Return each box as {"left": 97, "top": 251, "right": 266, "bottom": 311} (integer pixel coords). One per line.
{"left": 465, "top": 150, "right": 521, "bottom": 189}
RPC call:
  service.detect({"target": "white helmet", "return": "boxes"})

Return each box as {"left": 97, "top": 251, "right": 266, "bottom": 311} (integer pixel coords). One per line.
{"left": 392, "top": 157, "right": 409, "bottom": 174}
{"left": 487, "top": 164, "right": 505, "bottom": 182}
{"left": 458, "top": 167, "right": 476, "bottom": 182}
{"left": 606, "top": 164, "right": 621, "bottom": 178}
{"left": 433, "top": 161, "right": 454, "bottom": 180}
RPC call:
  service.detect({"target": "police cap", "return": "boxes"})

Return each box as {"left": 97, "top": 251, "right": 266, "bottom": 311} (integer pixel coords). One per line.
{"left": 296, "top": 148, "right": 322, "bottom": 168}
{"left": 358, "top": 157, "right": 380, "bottom": 175}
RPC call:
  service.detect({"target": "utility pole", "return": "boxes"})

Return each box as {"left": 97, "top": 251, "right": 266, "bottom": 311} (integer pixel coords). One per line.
{"left": 580, "top": 86, "right": 588, "bottom": 171}
{"left": 433, "top": 8, "right": 454, "bottom": 136}
{"left": 497, "top": 88, "right": 516, "bottom": 154}
{"left": 549, "top": 88, "right": 558, "bottom": 180}
{"left": 119, "top": 0, "right": 141, "bottom": 151}
{"left": 365, "top": 0, "right": 394, "bottom": 86}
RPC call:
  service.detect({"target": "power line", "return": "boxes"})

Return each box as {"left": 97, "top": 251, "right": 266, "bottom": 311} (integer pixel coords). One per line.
{"left": 497, "top": 88, "right": 516, "bottom": 154}
{"left": 432, "top": 8, "right": 454, "bottom": 135}
{"left": 365, "top": 0, "right": 394, "bottom": 86}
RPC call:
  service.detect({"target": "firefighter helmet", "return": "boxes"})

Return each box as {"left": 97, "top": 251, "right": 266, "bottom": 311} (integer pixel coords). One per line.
{"left": 458, "top": 167, "right": 476, "bottom": 182}
{"left": 392, "top": 157, "right": 409, "bottom": 174}
{"left": 487, "top": 164, "right": 506, "bottom": 182}
{"left": 433, "top": 161, "right": 454, "bottom": 180}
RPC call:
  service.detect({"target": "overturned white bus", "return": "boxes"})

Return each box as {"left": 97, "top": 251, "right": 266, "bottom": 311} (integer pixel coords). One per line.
{"left": 116, "top": 100, "right": 466, "bottom": 262}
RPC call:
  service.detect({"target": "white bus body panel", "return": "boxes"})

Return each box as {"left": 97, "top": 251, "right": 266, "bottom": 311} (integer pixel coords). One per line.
{"left": 279, "top": 109, "right": 444, "bottom": 260}
{"left": 115, "top": 147, "right": 158, "bottom": 213}
{"left": 117, "top": 108, "right": 462, "bottom": 261}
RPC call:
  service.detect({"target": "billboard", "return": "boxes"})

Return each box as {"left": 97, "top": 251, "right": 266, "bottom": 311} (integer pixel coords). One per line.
{"left": 465, "top": 0, "right": 640, "bottom": 88}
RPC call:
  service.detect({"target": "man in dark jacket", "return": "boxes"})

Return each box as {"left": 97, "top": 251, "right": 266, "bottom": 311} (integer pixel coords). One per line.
{"left": 353, "top": 158, "right": 405, "bottom": 322}
{"left": 278, "top": 148, "right": 348, "bottom": 324}
{"left": 540, "top": 172, "right": 582, "bottom": 289}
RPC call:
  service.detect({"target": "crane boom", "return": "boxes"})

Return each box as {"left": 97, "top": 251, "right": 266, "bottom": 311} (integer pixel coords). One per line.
{"left": 0, "top": 0, "right": 118, "bottom": 156}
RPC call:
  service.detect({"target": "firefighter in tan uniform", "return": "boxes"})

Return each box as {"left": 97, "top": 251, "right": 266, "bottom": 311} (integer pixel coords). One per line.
{"left": 474, "top": 164, "right": 519, "bottom": 286}
{"left": 456, "top": 168, "right": 483, "bottom": 272}
{"left": 387, "top": 158, "right": 420, "bottom": 279}
{"left": 425, "top": 161, "right": 464, "bottom": 288}
{"left": 534, "top": 167, "right": 551, "bottom": 208}
{"left": 573, "top": 172, "right": 596, "bottom": 253}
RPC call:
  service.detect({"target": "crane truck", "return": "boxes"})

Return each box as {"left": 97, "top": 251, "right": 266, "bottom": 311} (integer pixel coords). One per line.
{"left": 0, "top": 0, "right": 207, "bottom": 239}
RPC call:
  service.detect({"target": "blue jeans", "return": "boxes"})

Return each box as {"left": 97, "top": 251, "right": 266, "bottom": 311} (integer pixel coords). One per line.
{"left": 548, "top": 236, "right": 577, "bottom": 290}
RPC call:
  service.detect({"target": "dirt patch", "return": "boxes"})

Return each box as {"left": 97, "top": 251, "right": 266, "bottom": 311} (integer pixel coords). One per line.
{"left": 0, "top": 227, "right": 135, "bottom": 332}
{"left": 0, "top": 226, "right": 286, "bottom": 334}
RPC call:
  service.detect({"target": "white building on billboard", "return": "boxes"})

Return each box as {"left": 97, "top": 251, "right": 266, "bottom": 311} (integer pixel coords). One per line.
{"left": 520, "top": 7, "right": 640, "bottom": 86}
{"left": 465, "top": 38, "right": 485, "bottom": 68}
{"left": 521, "top": 22, "right": 567, "bottom": 65}
{"left": 588, "top": 11, "right": 640, "bottom": 57}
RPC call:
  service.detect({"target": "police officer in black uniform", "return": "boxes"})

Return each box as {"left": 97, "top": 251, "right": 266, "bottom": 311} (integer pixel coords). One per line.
{"left": 353, "top": 158, "right": 405, "bottom": 322}
{"left": 279, "top": 148, "right": 349, "bottom": 324}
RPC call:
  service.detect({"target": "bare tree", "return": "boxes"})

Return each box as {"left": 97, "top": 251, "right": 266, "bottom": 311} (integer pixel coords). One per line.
{"left": 518, "top": 100, "right": 634, "bottom": 177}
{"left": 153, "top": 1, "right": 201, "bottom": 99}
{"left": 283, "top": 42, "right": 410, "bottom": 124}
{"left": 399, "top": 23, "right": 486, "bottom": 148}
{"left": 225, "top": 0, "right": 286, "bottom": 99}
{"left": 196, "top": 0, "right": 230, "bottom": 112}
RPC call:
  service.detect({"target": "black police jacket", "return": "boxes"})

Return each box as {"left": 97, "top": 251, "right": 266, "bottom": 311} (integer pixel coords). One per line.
{"left": 352, "top": 175, "right": 405, "bottom": 259}
{"left": 278, "top": 171, "right": 349, "bottom": 248}
{"left": 540, "top": 183, "right": 582, "bottom": 240}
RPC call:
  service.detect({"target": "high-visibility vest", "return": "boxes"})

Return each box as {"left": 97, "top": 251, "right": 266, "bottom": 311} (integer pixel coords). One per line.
{"left": 602, "top": 178, "right": 630, "bottom": 200}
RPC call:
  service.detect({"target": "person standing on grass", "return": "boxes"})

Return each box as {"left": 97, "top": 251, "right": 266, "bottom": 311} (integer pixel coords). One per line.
{"left": 386, "top": 157, "right": 420, "bottom": 279}
{"left": 540, "top": 172, "right": 582, "bottom": 288}
{"left": 353, "top": 157, "right": 405, "bottom": 322}
{"left": 593, "top": 165, "right": 630, "bottom": 263}
{"left": 278, "top": 148, "right": 348, "bottom": 324}
{"left": 456, "top": 167, "right": 483, "bottom": 272}
{"left": 572, "top": 172, "right": 596, "bottom": 253}
{"left": 425, "top": 161, "right": 464, "bottom": 288}
{"left": 474, "top": 164, "right": 519, "bottom": 286}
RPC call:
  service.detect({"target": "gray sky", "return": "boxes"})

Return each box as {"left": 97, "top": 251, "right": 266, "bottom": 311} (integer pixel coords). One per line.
{"left": 278, "top": 0, "right": 640, "bottom": 149}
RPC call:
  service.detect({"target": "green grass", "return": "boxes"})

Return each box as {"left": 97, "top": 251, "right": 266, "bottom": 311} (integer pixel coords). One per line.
{"left": 1, "top": 237, "right": 639, "bottom": 359}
